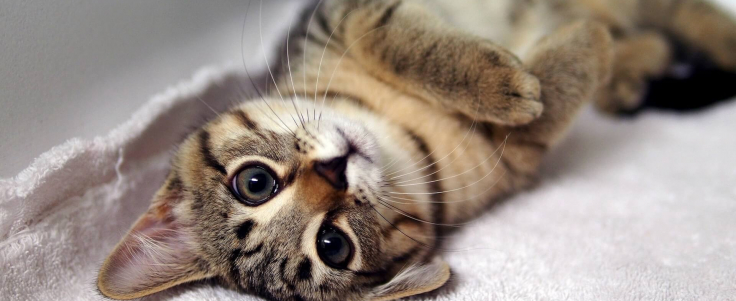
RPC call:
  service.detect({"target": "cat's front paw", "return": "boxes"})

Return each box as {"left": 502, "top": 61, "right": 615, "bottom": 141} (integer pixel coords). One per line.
{"left": 476, "top": 69, "right": 543, "bottom": 125}
{"left": 673, "top": 1, "right": 736, "bottom": 71}
{"left": 462, "top": 48, "right": 543, "bottom": 126}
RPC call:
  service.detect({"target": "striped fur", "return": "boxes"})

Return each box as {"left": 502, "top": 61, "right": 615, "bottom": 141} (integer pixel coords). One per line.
{"left": 98, "top": 0, "right": 736, "bottom": 300}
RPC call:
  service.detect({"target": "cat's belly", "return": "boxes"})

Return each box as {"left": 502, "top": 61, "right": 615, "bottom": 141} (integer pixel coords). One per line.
{"left": 415, "top": 0, "right": 561, "bottom": 59}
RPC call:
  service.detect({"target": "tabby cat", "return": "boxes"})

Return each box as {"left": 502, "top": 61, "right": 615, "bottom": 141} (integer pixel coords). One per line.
{"left": 97, "top": 0, "right": 736, "bottom": 300}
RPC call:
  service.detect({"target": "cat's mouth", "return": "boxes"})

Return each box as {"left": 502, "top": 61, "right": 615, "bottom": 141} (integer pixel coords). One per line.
{"left": 317, "top": 121, "right": 383, "bottom": 200}
{"left": 335, "top": 127, "right": 374, "bottom": 164}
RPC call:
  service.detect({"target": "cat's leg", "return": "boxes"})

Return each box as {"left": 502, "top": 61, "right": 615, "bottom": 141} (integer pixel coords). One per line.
{"left": 492, "top": 21, "right": 614, "bottom": 176}
{"left": 333, "top": 0, "right": 543, "bottom": 126}
{"left": 595, "top": 31, "right": 672, "bottom": 113}
{"left": 642, "top": 0, "right": 736, "bottom": 69}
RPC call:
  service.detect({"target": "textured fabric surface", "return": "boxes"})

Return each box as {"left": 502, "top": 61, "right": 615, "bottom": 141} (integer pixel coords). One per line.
{"left": 2, "top": 63, "right": 735, "bottom": 301}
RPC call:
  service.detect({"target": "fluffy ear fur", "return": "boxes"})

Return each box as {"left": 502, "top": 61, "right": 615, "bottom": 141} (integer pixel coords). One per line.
{"left": 97, "top": 183, "right": 209, "bottom": 300}
{"left": 368, "top": 257, "right": 451, "bottom": 301}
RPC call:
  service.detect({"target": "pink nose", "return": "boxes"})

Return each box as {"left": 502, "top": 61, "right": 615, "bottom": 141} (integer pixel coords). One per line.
{"left": 314, "top": 155, "right": 348, "bottom": 190}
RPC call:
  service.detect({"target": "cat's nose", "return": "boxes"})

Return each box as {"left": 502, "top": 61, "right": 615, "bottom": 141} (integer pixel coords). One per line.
{"left": 314, "top": 155, "right": 348, "bottom": 190}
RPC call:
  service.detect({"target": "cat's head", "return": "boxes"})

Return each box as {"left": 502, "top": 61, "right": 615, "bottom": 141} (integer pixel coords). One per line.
{"left": 98, "top": 99, "right": 450, "bottom": 301}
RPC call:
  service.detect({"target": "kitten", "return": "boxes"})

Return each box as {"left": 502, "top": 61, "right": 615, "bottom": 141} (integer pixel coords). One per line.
{"left": 97, "top": 0, "right": 736, "bottom": 300}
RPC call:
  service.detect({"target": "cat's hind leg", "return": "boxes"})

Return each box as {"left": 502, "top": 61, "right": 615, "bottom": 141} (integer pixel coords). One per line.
{"left": 654, "top": 0, "right": 736, "bottom": 70}
{"left": 493, "top": 21, "right": 614, "bottom": 176}
{"left": 598, "top": 0, "right": 736, "bottom": 113}
{"left": 595, "top": 31, "right": 673, "bottom": 113}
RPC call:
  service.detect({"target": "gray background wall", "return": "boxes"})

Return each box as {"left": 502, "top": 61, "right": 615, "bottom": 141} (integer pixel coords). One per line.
{"left": 0, "top": 0, "right": 298, "bottom": 177}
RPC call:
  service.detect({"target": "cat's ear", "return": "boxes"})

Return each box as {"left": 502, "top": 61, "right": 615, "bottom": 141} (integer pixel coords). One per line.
{"left": 368, "top": 256, "right": 451, "bottom": 301}
{"left": 97, "top": 180, "right": 210, "bottom": 300}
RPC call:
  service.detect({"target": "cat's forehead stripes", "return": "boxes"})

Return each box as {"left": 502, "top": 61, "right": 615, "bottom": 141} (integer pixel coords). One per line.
{"left": 198, "top": 130, "right": 227, "bottom": 176}
{"left": 230, "top": 109, "right": 259, "bottom": 130}
{"left": 207, "top": 109, "right": 296, "bottom": 164}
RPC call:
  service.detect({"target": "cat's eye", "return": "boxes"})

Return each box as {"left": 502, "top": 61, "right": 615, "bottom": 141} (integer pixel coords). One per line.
{"left": 316, "top": 225, "right": 353, "bottom": 269}
{"left": 232, "top": 166, "right": 278, "bottom": 205}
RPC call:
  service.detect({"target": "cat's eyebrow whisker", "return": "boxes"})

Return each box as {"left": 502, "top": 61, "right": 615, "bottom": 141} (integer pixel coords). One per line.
{"left": 303, "top": 0, "right": 326, "bottom": 124}
{"left": 392, "top": 132, "right": 507, "bottom": 187}
{"left": 241, "top": 1, "right": 267, "bottom": 104}
{"left": 386, "top": 135, "right": 508, "bottom": 196}
{"left": 229, "top": 77, "right": 291, "bottom": 135}
{"left": 259, "top": 0, "right": 297, "bottom": 131}
{"left": 277, "top": 50, "right": 301, "bottom": 130}
{"left": 254, "top": 100, "right": 294, "bottom": 134}
{"left": 313, "top": 23, "right": 393, "bottom": 127}
{"left": 231, "top": 72, "right": 258, "bottom": 107}
{"left": 281, "top": 22, "right": 312, "bottom": 132}
{"left": 242, "top": 0, "right": 295, "bottom": 136}
{"left": 196, "top": 96, "right": 222, "bottom": 119}
{"left": 259, "top": 0, "right": 286, "bottom": 104}
{"left": 284, "top": 17, "right": 307, "bottom": 130}
{"left": 315, "top": 7, "right": 361, "bottom": 130}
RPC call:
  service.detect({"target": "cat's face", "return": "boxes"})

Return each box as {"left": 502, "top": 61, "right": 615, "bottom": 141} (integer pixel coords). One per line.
{"left": 98, "top": 99, "right": 450, "bottom": 301}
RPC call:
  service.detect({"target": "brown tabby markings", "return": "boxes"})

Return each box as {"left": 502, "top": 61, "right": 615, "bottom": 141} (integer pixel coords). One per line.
{"left": 403, "top": 129, "right": 445, "bottom": 230}
{"left": 198, "top": 130, "right": 227, "bottom": 175}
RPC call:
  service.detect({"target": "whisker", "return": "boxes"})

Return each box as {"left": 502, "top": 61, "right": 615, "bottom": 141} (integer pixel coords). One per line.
{"left": 284, "top": 17, "right": 307, "bottom": 129}
{"left": 370, "top": 205, "right": 499, "bottom": 253}
{"left": 382, "top": 145, "right": 439, "bottom": 179}
{"left": 380, "top": 170, "right": 506, "bottom": 205}
{"left": 387, "top": 119, "right": 478, "bottom": 181}
{"left": 387, "top": 135, "right": 508, "bottom": 195}
{"left": 370, "top": 205, "right": 437, "bottom": 249}
{"left": 316, "top": 24, "right": 396, "bottom": 130}
{"left": 380, "top": 158, "right": 401, "bottom": 173}
{"left": 315, "top": 7, "right": 360, "bottom": 130}
{"left": 393, "top": 132, "right": 506, "bottom": 187}
{"left": 303, "top": 0, "right": 326, "bottom": 123}
{"left": 385, "top": 94, "right": 485, "bottom": 180}
{"left": 373, "top": 197, "right": 470, "bottom": 227}
{"left": 279, "top": 19, "right": 303, "bottom": 130}
{"left": 196, "top": 96, "right": 221, "bottom": 118}
{"left": 229, "top": 82, "right": 287, "bottom": 131}
{"left": 241, "top": 0, "right": 295, "bottom": 136}
{"left": 259, "top": 1, "right": 290, "bottom": 108}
